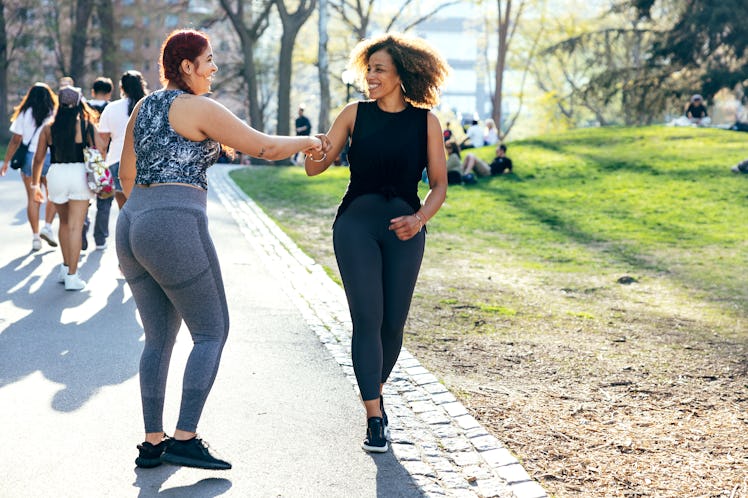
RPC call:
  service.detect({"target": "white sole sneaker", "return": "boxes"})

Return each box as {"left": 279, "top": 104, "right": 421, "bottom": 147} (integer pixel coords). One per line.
{"left": 361, "top": 441, "right": 388, "bottom": 453}
{"left": 40, "top": 226, "right": 58, "bottom": 247}
{"left": 32, "top": 237, "right": 42, "bottom": 251}
{"left": 64, "top": 272, "right": 86, "bottom": 291}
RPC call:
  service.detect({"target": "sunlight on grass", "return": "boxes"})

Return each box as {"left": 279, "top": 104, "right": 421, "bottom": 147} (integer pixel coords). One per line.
{"left": 230, "top": 125, "right": 748, "bottom": 311}
{"left": 478, "top": 304, "right": 517, "bottom": 316}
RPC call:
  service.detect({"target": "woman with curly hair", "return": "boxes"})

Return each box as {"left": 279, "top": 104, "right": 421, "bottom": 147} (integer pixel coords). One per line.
{"left": 305, "top": 33, "right": 450, "bottom": 452}
{"left": 31, "top": 85, "right": 106, "bottom": 290}
{"left": 117, "top": 29, "right": 321, "bottom": 470}
{"left": 1, "top": 83, "right": 59, "bottom": 251}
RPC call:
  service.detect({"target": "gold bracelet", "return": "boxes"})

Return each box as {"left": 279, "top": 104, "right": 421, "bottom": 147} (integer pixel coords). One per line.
{"left": 306, "top": 153, "right": 327, "bottom": 163}
{"left": 414, "top": 213, "right": 424, "bottom": 231}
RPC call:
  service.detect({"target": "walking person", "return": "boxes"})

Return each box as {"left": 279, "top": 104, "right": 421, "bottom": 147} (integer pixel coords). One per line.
{"left": 305, "top": 33, "right": 449, "bottom": 453}
{"left": 31, "top": 85, "right": 106, "bottom": 290}
{"left": 293, "top": 105, "right": 312, "bottom": 164}
{"left": 82, "top": 76, "right": 114, "bottom": 250}
{"left": 1, "top": 83, "right": 59, "bottom": 251}
{"left": 94, "top": 70, "right": 148, "bottom": 249}
{"left": 116, "top": 29, "right": 321, "bottom": 470}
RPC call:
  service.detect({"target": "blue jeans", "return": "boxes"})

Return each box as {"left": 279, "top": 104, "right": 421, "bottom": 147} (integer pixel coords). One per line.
{"left": 85, "top": 162, "right": 121, "bottom": 246}
{"left": 20, "top": 150, "right": 51, "bottom": 177}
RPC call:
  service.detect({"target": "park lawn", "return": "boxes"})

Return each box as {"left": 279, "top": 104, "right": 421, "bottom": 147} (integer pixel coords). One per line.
{"left": 232, "top": 125, "right": 748, "bottom": 314}
{"left": 231, "top": 125, "right": 748, "bottom": 497}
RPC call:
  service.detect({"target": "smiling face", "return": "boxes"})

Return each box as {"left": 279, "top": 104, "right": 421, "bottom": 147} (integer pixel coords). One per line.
{"left": 365, "top": 49, "right": 402, "bottom": 101}
{"left": 184, "top": 43, "right": 217, "bottom": 95}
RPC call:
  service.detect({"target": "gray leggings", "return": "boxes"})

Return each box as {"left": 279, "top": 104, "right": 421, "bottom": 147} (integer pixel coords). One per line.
{"left": 333, "top": 194, "right": 425, "bottom": 401}
{"left": 116, "top": 185, "right": 229, "bottom": 433}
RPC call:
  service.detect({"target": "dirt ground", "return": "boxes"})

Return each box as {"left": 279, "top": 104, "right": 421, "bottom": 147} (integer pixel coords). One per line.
{"left": 282, "top": 211, "right": 747, "bottom": 497}
{"left": 406, "top": 253, "right": 748, "bottom": 497}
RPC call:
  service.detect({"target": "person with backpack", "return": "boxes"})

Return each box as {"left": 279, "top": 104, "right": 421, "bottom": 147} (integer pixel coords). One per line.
{"left": 93, "top": 71, "right": 148, "bottom": 249}
{"left": 1, "top": 83, "right": 59, "bottom": 251}
{"left": 81, "top": 77, "right": 114, "bottom": 250}
{"left": 30, "top": 85, "right": 107, "bottom": 290}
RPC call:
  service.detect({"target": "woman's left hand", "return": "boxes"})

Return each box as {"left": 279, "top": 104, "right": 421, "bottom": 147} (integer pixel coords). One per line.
{"left": 389, "top": 214, "right": 423, "bottom": 241}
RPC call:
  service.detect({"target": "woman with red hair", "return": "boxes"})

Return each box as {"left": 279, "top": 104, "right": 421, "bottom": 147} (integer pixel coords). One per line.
{"left": 117, "top": 29, "right": 321, "bottom": 470}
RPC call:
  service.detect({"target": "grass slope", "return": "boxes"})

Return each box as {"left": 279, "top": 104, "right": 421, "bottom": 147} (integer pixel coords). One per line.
{"left": 232, "top": 125, "right": 748, "bottom": 314}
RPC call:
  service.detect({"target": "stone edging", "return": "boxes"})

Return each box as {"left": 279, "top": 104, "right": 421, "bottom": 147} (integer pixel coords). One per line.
{"left": 211, "top": 166, "right": 548, "bottom": 498}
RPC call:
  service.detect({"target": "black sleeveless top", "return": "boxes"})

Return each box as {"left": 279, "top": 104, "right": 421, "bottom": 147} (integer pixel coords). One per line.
{"left": 50, "top": 120, "right": 92, "bottom": 163}
{"left": 337, "top": 100, "right": 428, "bottom": 220}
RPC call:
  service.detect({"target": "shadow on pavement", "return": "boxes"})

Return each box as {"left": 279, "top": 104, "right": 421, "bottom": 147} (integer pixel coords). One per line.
{"left": 372, "top": 452, "right": 425, "bottom": 497}
{"left": 133, "top": 466, "right": 232, "bottom": 497}
{"left": 0, "top": 251, "right": 143, "bottom": 411}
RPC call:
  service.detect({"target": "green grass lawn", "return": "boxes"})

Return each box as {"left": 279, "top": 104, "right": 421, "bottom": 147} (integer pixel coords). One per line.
{"left": 231, "top": 125, "right": 748, "bottom": 315}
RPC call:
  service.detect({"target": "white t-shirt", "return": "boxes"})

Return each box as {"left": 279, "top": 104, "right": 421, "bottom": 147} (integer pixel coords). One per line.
{"left": 97, "top": 98, "right": 131, "bottom": 166}
{"left": 9, "top": 108, "right": 52, "bottom": 153}
{"left": 466, "top": 124, "right": 484, "bottom": 147}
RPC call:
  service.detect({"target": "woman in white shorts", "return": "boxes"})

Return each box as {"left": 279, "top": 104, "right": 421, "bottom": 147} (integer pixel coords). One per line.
{"left": 0, "top": 83, "right": 58, "bottom": 251}
{"left": 31, "top": 85, "right": 106, "bottom": 290}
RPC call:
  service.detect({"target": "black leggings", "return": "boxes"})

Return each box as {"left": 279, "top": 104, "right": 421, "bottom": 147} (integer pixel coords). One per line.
{"left": 116, "top": 185, "right": 229, "bottom": 433}
{"left": 333, "top": 194, "right": 425, "bottom": 401}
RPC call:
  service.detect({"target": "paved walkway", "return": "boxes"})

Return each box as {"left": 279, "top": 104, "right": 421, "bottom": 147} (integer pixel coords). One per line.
{"left": 0, "top": 165, "right": 547, "bottom": 498}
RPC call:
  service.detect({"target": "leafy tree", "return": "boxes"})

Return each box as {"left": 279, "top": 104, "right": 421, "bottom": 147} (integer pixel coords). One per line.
{"left": 219, "top": 0, "right": 274, "bottom": 131}
{"left": 643, "top": 0, "right": 748, "bottom": 99}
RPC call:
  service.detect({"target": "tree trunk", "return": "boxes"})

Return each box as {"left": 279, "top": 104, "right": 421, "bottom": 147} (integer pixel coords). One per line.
{"left": 219, "top": 0, "right": 274, "bottom": 132}
{"left": 0, "top": 0, "right": 9, "bottom": 142}
{"left": 275, "top": 0, "right": 316, "bottom": 137}
{"left": 317, "top": 0, "right": 330, "bottom": 133}
{"left": 492, "top": 0, "right": 511, "bottom": 137}
{"left": 70, "top": 0, "right": 95, "bottom": 89}
{"left": 96, "top": 0, "right": 116, "bottom": 95}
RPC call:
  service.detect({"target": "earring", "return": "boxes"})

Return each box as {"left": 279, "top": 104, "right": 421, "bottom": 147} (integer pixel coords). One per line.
{"left": 400, "top": 82, "right": 406, "bottom": 94}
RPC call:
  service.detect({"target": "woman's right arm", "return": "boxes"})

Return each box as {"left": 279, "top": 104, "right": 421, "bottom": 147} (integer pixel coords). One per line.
{"left": 31, "top": 126, "right": 51, "bottom": 202}
{"left": 119, "top": 100, "right": 142, "bottom": 199}
{"left": 0, "top": 133, "right": 22, "bottom": 176}
{"left": 303, "top": 102, "right": 357, "bottom": 176}
{"left": 171, "top": 96, "right": 321, "bottom": 161}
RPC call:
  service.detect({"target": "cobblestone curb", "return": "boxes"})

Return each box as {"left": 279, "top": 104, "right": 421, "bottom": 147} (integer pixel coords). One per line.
{"left": 212, "top": 166, "right": 548, "bottom": 498}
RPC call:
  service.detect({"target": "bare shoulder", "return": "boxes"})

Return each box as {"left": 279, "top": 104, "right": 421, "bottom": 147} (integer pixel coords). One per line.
{"left": 426, "top": 111, "right": 443, "bottom": 132}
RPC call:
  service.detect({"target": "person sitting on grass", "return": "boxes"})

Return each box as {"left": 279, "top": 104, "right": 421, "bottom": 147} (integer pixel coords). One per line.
{"left": 730, "top": 159, "right": 748, "bottom": 174}
{"left": 685, "top": 94, "right": 711, "bottom": 126}
{"left": 489, "top": 143, "right": 513, "bottom": 175}
{"left": 445, "top": 140, "right": 490, "bottom": 185}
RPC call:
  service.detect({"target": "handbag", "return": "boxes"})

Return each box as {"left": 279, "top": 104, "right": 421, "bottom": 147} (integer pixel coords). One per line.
{"left": 10, "top": 125, "right": 41, "bottom": 170}
{"left": 81, "top": 121, "right": 114, "bottom": 198}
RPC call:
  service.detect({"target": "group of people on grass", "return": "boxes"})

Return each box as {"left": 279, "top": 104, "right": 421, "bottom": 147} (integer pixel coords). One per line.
{"left": 2, "top": 28, "right": 451, "bottom": 470}
{"left": 444, "top": 139, "right": 513, "bottom": 185}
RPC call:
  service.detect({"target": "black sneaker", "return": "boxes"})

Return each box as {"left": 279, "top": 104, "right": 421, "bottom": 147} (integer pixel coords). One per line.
{"left": 135, "top": 436, "right": 172, "bottom": 468}
{"left": 362, "top": 416, "right": 388, "bottom": 453}
{"left": 161, "top": 436, "right": 232, "bottom": 470}
{"left": 380, "top": 396, "right": 390, "bottom": 440}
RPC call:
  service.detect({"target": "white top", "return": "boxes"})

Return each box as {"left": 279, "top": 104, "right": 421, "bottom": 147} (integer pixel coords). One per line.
{"left": 97, "top": 97, "right": 131, "bottom": 166}
{"left": 9, "top": 108, "right": 52, "bottom": 153}
{"left": 484, "top": 127, "right": 499, "bottom": 145}
{"left": 466, "top": 124, "right": 484, "bottom": 147}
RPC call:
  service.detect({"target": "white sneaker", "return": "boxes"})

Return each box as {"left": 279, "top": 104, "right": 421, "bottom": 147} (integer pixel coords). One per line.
{"left": 58, "top": 264, "right": 69, "bottom": 283}
{"left": 40, "top": 225, "right": 58, "bottom": 247}
{"left": 64, "top": 272, "right": 86, "bottom": 291}
{"left": 32, "top": 236, "right": 42, "bottom": 252}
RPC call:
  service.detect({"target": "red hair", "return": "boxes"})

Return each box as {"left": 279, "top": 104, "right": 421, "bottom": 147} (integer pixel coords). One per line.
{"left": 159, "top": 29, "right": 209, "bottom": 94}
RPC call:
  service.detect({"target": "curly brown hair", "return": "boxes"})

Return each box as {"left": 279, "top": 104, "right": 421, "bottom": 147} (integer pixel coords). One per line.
{"left": 348, "top": 33, "right": 450, "bottom": 109}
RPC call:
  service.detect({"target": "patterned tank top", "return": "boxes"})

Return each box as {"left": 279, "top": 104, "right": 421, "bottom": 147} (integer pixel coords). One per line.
{"left": 133, "top": 89, "right": 221, "bottom": 189}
